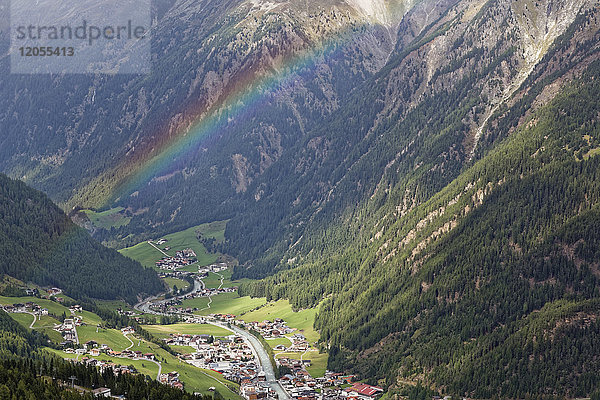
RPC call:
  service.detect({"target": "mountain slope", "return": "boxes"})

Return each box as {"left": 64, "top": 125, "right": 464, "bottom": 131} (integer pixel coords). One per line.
{"left": 0, "top": 0, "right": 415, "bottom": 240}
{"left": 226, "top": 0, "right": 596, "bottom": 277}
{"left": 0, "top": 174, "right": 162, "bottom": 303}
{"left": 240, "top": 38, "right": 600, "bottom": 397}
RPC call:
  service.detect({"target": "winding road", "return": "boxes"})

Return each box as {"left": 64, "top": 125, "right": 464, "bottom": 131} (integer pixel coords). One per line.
{"left": 206, "top": 320, "right": 290, "bottom": 400}
{"left": 135, "top": 273, "right": 291, "bottom": 400}
{"left": 24, "top": 311, "right": 37, "bottom": 329}
{"left": 124, "top": 333, "right": 162, "bottom": 379}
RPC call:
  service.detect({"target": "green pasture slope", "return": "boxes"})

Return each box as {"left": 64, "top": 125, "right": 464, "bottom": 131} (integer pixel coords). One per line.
{"left": 83, "top": 207, "right": 131, "bottom": 229}
{"left": 119, "top": 221, "right": 227, "bottom": 270}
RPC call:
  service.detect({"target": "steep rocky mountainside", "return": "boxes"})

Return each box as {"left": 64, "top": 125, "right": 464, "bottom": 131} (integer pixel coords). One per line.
{"left": 240, "top": 3, "right": 600, "bottom": 397}
{"left": 2, "top": 0, "right": 600, "bottom": 395}
{"left": 0, "top": 0, "right": 417, "bottom": 241}
{"left": 227, "top": 0, "right": 596, "bottom": 275}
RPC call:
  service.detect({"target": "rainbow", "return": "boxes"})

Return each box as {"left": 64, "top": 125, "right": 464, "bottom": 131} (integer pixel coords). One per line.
{"left": 95, "top": 15, "right": 393, "bottom": 208}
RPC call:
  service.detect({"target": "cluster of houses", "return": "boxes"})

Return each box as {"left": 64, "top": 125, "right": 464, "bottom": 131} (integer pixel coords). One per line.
{"left": 229, "top": 318, "right": 309, "bottom": 352}
{"left": 244, "top": 318, "right": 294, "bottom": 339}
{"left": 152, "top": 245, "right": 198, "bottom": 271}
{"left": 240, "top": 380, "right": 277, "bottom": 400}
{"left": 47, "top": 287, "right": 62, "bottom": 296}
{"left": 64, "top": 340, "right": 156, "bottom": 362}
{"left": 148, "top": 286, "right": 237, "bottom": 315}
{"left": 56, "top": 317, "right": 82, "bottom": 344}
{"left": 163, "top": 332, "right": 213, "bottom": 347}
{"left": 176, "top": 249, "right": 197, "bottom": 258}
{"left": 159, "top": 270, "right": 193, "bottom": 281}
{"left": 116, "top": 308, "right": 138, "bottom": 317}
{"left": 277, "top": 357, "right": 317, "bottom": 399}
{"left": 156, "top": 255, "right": 196, "bottom": 270}
{"left": 160, "top": 371, "right": 184, "bottom": 390}
{"left": 2, "top": 302, "right": 48, "bottom": 316}
{"left": 67, "top": 355, "right": 139, "bottom": 375}
{"left": 165, "top": 332, "right": 261, "bottom": 384}
{"left": 278, "top": 369, "right": 384, "bottom": 400}
{"left": 198, "top": 263, "right": 228, "bottom": 274}
{"left": 69, "top": 304, "right": 83, "bottom": 313}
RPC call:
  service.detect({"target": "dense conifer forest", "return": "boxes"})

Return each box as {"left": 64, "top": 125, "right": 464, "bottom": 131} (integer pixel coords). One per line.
{"left": 239, "top": 47, "right": 600, "bottom": 398}
{"left": 0, "top": 174, "right": 163, "bottom": 303}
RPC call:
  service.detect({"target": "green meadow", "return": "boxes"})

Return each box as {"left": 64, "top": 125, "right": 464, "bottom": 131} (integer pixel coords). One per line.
{"left": 266, "top": 337, "right": 292, "bottom": 350}
{"left": 9, "top": 312, "right": 34, "bottom": 328}
{"left": 0, "top": 296, "right": 71, "bottom": 317}
{"left": 119, "top": 241, "right": 165, "bottom": 269}
{"left": 274, "top": 351, "right": 327, "bottom": 378}
{"left": 164, "top": 277, "right": 191, "bottom": 292}
{"left": 78, "top": 326, "right": 131, "bottom": 350}
{"left": 141, "top": 323, "right": 231, "bottom": 339}
{"left": 107, "top": 336, "right": 240, "bottom": 398}
{"left": 119, "top": 221, "right": 228, "bottom": 271}
{"left": 83, "top": 207, "right": 131, "bottom": 229}
{"left": 182, "top": 293, "right": 267, "bottom": 316}
{"left": 241, "top": 300, "right": 320, "bottom": 343}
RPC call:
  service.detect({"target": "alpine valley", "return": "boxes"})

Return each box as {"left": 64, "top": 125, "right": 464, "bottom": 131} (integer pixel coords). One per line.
{"left": 1, "top": 0, "right": 600, "bottom": 399}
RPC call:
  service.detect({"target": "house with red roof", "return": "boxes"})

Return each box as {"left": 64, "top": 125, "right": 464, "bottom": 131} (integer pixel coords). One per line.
{"left": 344, "top": 382, "right": 384, "bottom": 400}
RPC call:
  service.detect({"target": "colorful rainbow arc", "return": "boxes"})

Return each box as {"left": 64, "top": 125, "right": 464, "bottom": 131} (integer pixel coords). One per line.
{"left": 103, "top": 15, "right": 396, "bottom": 208}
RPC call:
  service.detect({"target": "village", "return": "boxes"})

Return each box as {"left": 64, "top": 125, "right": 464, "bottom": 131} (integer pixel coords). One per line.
{"left": 2, "top": 299, "right": 385, "bottom": 400}
{"left": 0, "top": 232, "right": 385, "bottom": 400}
{"left": 206, "top": 314, "right": 384, "bottom": 400}
{"left": 155, "top": 248, "right": 197, "bottom": 270}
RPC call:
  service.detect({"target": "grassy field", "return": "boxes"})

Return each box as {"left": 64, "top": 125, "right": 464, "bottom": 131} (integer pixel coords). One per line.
{"left": 274, "top": 350, "right": 327, "bottom": 377}
{"left": 119, "top": 241, "right": 165, "bottom": 269}
{"left": 47, "top": 345, "right": 241, "bottom": 399}
{"left": 119, "top": 221, "right": 227, "bottom": 270}
{"left": 78, "top": 326, "right": 131, "bottom": 350}
{"left": 241, "top": 300, "right": 320, "bottom": 343}
{"left": 46, "top": 348, "right": 159, "bottom": 378}
{"left": 10, "top": 312, "right": 34, "bottom": 328}
{"left": 201, "top": 269, "right": 252, "bottom": 288}
{"left": 76, "top": 310, "right": 104, "bottom": 326}
{"left": 304, "top": 351, "right": 328, "bottom": 378}
{"left": 266, "top": 337, "right": 292, "bottom": 350}
{"left": 0, "top": 296, "right": 71, "bottom": 316}
{"left": 182, "top": 293, "right": 267, "bottom": 316}
{"left": 170, "top": 345, "right": 196, "bottom": 354}
{"left": 202, "top": 270, "right": 230, "bottom": 289}
{"left": 94, "top": 299, "right": 135, "bottom": 313}
{"left": 164, "top": 277, "right": 191, "bottom": 292}
{"left": 141, "top": 323, "right": 231, "bottom": 339}
{"left": 83, "top": 207, "right": 131, "bottom": 229}
{"left": 112, "top": 336, "right": 241, "bottom": 399}
{"left": 9, "top": 312, "right": 64, "bottom": 343}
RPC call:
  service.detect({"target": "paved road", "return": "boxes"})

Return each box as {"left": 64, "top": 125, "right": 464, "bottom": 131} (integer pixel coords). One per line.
{"left": 135, "top": 276, "right": 204, "bottom": 316}
{"left": 135, "top": 274, "right": 291, "bottom": 399}
{"left": 147, "top": 241, "right": 170, "bottom": 257}
{"left": 24, "top": 311, "right": 37, "bottom": 328}
{"left": 124, "top": 334, "right": 134, "bottom": 351}
{"left": 207, "top": 320, "right": 291, "bottom": 400}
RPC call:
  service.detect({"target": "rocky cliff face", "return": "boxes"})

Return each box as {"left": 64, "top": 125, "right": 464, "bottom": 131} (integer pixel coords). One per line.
{"left": 0, "top": 0, "right": 422, "bottom": 233}
{"left": 224, "top": 0, "right": 597, "bottom": 271}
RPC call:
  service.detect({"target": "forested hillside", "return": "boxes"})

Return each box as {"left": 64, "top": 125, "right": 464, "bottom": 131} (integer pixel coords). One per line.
{"left": 0, "top": 309, "right": 207, "bottom": 399}
{"left": 2, "top": 0, "right": 600, "bottom": 397}
{"left": 225, "top": 0, "right": 597, "bottom": 278}
{"left": 240, "top": 43, "right": 600, "bottom": 398}
{"left": 0, "top": 174, "right": 162, "bottom": 303}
